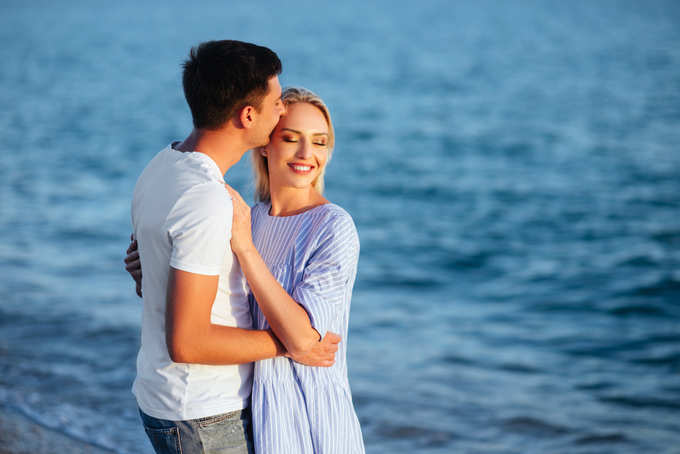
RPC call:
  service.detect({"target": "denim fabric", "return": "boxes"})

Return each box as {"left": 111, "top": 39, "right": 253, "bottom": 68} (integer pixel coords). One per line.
{"left": 139, "top": 407, "right": 254, "bottom": 454}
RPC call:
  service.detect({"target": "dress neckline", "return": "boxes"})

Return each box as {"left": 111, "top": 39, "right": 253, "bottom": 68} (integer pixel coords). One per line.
{"left": 264, "top": 201, "right": 331, "bottom": 219}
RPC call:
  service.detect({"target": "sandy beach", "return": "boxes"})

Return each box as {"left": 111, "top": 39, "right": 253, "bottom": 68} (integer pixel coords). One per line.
{"left": 0, "top": 404, "right": 115, "bottom": 454}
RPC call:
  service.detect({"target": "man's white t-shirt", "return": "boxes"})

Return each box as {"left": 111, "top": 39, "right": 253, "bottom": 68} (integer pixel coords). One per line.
{"left": 131, "top": 145, "right": 252, "bottom": 421}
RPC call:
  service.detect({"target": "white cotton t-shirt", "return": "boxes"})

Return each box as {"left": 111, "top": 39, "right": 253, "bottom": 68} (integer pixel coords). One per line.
{"left": 131, "top": 145, "right": 252, "bottom": 421}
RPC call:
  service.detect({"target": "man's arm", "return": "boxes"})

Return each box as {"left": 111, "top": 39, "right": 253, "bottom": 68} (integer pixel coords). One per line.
{"left": 166, "top": 267, "right": 339, "bottom": 366}
{"left": 166, "top": 267, "right": 284, "bottom": 364}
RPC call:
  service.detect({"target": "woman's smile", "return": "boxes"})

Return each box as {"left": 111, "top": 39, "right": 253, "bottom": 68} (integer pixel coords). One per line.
{"left": 288, "top": 163, "right": 315, "bottom": 174}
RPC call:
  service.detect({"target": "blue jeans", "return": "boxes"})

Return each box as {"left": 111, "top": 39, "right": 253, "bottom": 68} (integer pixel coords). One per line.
{"left": 139, "top": 407, "right": 254, "bottom": 454}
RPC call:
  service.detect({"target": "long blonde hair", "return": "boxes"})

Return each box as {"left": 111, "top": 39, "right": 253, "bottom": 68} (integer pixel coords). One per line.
{"left": 252, "top": 87, "right": 335, "bottom": 202}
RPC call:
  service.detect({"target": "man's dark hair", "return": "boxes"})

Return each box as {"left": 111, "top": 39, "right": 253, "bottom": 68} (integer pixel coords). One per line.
{"left": 182, "top": 40, "right": 282, "bottom": 130}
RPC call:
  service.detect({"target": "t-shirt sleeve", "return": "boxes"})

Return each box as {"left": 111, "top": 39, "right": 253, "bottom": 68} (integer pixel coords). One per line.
{"left": 166, "top": 183, "right": 232, "bottom": 276}
{"left": 292, "top": 213, "right": 360, "bottom": 338}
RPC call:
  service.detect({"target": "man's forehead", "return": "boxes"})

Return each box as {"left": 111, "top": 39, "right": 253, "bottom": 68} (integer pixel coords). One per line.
{"left": 268, "top": 76, "right": 282, "bottom": 97}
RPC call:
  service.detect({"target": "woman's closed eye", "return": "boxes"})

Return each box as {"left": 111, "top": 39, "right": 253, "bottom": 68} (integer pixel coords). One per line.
{"left": 282, "top": 135, "right": 326, "bottom": 147}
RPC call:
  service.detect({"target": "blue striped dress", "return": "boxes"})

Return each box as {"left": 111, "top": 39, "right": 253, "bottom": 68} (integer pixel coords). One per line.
{"left": 249, "top": 202, "right": 365, "bottom": 454}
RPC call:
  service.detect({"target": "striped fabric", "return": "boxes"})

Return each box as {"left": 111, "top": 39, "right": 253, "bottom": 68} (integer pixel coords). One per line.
{"left": 249, "top": 202, "right": 365, "bottom": 454}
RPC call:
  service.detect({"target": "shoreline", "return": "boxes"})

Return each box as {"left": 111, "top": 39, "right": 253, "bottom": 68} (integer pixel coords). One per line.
{"left": 0, "top": 404, "right": 115, "bottom": 454}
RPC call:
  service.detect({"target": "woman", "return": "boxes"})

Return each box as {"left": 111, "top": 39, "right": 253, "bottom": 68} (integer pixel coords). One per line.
{"left": 127, "top": 87, "right": 364, "bottom": 453}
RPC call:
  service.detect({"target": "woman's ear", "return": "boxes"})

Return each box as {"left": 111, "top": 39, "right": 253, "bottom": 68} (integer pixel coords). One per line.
{"left": 260, "top": 148, "right": 268, "bottom": 157}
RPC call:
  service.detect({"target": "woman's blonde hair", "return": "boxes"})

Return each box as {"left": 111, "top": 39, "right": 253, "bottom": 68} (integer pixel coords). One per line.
{"left": 252, "top": 87, "right": 335, "bottom": 202}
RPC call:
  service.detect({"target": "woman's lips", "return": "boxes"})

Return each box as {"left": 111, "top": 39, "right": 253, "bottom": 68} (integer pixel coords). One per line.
{"left": 288, "top": 163, "right": 314, "bottom": 174}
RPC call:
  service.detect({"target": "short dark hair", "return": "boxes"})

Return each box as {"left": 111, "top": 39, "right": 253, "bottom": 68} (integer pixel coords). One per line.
{"left": 182, "top": 40, "right": 282, "bottom": 130}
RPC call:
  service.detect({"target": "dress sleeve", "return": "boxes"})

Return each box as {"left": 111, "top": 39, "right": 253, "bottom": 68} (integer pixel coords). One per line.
{"left": 292, "top": 213, "right": 360, "bottom": 338}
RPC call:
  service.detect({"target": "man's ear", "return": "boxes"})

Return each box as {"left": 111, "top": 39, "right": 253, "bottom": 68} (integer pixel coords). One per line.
{"left": 239, "top": 105, "right": 256, "bottom": 129}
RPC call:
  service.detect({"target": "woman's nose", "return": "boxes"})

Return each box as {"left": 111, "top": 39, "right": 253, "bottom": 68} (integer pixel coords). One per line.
{"left": 296, "top": 139, "right": 312, "bottom": 159}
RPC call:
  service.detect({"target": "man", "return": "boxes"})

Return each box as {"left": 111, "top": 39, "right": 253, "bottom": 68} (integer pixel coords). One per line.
{"left": 130, "top": 40, "right": 340, "bottom": 454}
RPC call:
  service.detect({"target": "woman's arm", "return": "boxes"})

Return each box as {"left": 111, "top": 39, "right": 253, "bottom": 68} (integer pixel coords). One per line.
{"left": 226, "top": 185, "right": 333, "bottom": 357}
{"left": 237, "top": 247, "right": 324, "bottom": 355}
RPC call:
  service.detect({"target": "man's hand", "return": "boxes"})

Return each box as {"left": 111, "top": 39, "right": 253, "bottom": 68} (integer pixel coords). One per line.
{"left": 286, "top": 331, "right": 341, "bottom": 367}
{"left": 124, "top": 234, "right": 143, "bottom": 298}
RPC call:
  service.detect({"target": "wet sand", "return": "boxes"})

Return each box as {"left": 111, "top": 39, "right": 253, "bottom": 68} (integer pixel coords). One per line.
{"left": 0, "top": 404, "right": 115, "bottom": 454}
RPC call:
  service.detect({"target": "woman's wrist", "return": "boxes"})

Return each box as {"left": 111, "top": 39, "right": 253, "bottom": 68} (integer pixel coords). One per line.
{"left": 233, "top": 241, "right": 258, "bottom": 260}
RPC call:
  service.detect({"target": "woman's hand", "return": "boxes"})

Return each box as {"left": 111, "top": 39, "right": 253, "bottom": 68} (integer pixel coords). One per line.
{"left": 224, "top": 184, "right": 254, "bottom": 257}
{"left": 285, "top": 331, "right": 341, "bottom": 367}
{"left": 125, "top": 234, "right": 143, "bottom": 298}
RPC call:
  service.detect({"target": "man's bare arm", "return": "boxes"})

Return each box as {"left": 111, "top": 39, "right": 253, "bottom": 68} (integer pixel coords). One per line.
{"left": 166, "top": 267, "right": 285, "bottom": 364}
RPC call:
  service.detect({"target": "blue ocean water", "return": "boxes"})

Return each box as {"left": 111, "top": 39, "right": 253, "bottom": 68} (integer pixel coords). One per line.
{"left": 1, "top": 1, "right": 680, "bottom": 452}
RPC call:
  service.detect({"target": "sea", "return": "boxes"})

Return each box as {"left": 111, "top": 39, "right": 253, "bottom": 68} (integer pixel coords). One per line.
{"left": 1, "top": 1, "right": 679, "bottom": 453}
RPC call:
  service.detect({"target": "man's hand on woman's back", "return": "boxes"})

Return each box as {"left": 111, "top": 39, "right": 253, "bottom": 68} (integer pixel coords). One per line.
{"left": 125, "top": 234, "right": 142, "bottom": 298}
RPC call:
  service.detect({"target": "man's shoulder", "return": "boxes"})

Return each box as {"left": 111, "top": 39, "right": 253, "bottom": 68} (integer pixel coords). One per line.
{"left": 139, "top": 147, "right": 227, "bottom": 201}
{"left": 139, "top": 147, "right": 222, "bottom": 183}
{"left": 133, "top": 146, "right": 179, "bottom": 195}
{"left": 141, "top": 145, "right": 175, "bottom": 171}
{"left": 133, "top": 147, "right": 232, "bottom": 227}
{"left": 132, "top": 147, "right": 176, "bottom": 214}
{"left": 178, "top": 181, "right": 231, "bottom": 213}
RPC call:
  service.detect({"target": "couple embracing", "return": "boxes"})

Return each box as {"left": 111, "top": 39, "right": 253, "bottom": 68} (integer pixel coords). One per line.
{"left": 125, "top": 40, "right": 364, "bottom": 453}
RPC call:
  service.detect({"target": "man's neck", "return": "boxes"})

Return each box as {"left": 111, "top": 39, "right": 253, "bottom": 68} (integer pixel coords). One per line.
{"left": 175, "top": 127, "right": 248, "bottom": 176}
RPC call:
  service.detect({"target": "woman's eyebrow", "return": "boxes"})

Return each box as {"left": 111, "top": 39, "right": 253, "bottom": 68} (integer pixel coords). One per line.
{"left": 280, "top": 128, "right": 328, "bottom": 136}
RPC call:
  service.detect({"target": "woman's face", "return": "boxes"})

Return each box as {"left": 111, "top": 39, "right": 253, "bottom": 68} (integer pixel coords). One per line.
{"left": 265, "top": 102, "right": 330, "bottom": 192}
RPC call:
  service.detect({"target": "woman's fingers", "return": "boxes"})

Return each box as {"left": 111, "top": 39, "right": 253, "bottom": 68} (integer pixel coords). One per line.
{"left": 223, "top": 183, "right": 237, "bottom": 199}
{"left": 223, "top": 183, "right": 239, "bottom": 197}
{"left": 224, "top": 184, "right": 248, "bottom": 212}
{"left": 324, "top": 332, "right": 341, "bottom": 345}
{"left": 222, "top": 183, "right": 253, "bottom": 255}
{"left": 223, "top": 184, "right": 251, "bottom": 227}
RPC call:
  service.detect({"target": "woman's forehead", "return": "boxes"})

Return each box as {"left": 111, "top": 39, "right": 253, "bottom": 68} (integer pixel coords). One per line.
{"left": 277, "top": 102, "right": 328, "bottom": 133}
